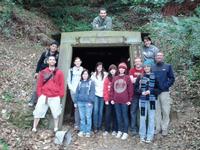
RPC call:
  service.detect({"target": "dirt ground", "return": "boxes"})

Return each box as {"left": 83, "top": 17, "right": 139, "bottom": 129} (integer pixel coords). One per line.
{"left": 0, "top": 37, "right": 200, "bottom": 150}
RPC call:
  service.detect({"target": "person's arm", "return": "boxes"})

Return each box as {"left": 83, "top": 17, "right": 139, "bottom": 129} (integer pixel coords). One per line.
{"left": 67, "top": 69, "right": 73, "bottom": 91}
{"left": 127, "top": 76, "right": 133, "bottom": 102}
{"left": 167, "top": 65, "right": 175, "bottom": 88}
{"left": 35, "top": 52, "right": 45, "bottom": 73}
{"left": 36, "top": 71, "right": 44, "bottom": 97}
{"left": 103, "top": 78, "right": 109, "bottom": 104}
{"left": 59, "top": 71, "right": 65, "bottom": 98}
{"left": 105, "top": 17, "right": 112, "bottom": 30}
{"left": 89, "top": 81, "right": 95, "bottom": 103}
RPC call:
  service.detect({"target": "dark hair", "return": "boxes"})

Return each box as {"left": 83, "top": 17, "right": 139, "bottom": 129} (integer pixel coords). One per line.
{"left": 80, "top": 69, "right": 90, "bottom": 80}
{"left": 99, "top": 8, "right": 107, "bottom": 13}
{"left": 95, "top": 62, "right": 105, "bottom": 80}
{"left": 143, "top": 36, "right": 151, "bottom": 42}
{"left": 107, "top": 70, "right": 117, "bottom": 82}
{"left": 50, "top": 41, "right": 59, "bottom": 47}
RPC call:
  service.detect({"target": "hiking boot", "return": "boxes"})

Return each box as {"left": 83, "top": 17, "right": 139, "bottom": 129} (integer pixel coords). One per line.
{"left": 103, "top": 131, "right": 108, "bottom": 136}
{"left": 121, "top": 133, "right": 128, "bottom": 140}
{"left": 78, "top": 131, "right": 84, "bottom": 137}
{"left": 85, "top": 133, "right": 91, "bottom": 138}
{"left": 162, "top": 130, "right": 168, "bottom": 136}
{"left": 116, "top": 131, "right": 122, "bottom": 138}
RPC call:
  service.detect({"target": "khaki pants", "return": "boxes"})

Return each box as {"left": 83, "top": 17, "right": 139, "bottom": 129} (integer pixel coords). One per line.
{"left": 156, "top": 92, "right": 172, "bottom": 131}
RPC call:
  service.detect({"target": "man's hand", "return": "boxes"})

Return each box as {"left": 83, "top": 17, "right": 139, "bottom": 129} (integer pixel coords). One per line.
{"left": 126, "top": 102, "right": 131, "bottom": 105}
{"left": 111, "top": 100, "right": 115, "bottom": 104}
{"left": 34, "top": 73, "right": 39, "bottom": 79}
{"left": 74, "top": 103, "right": 77, "bottom": 108}
{"left": 105, "top": 101, "right": 109, "bottom": 105}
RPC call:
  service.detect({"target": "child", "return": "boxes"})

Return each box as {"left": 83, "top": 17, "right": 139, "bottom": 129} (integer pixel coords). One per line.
{"left": 75, "top": 69, "right": 95, "bottom": 137}
{"left": 135, "top": 61, "right": 159, "bottom": 143}
{"left": 103, "top": 64, "right": 118, "bottom": 136}
{"left": 91, "top": 62, "right": 108, "bottom": 132}
{"left": 110, "top": 62, "right": 133, "bottom": 140}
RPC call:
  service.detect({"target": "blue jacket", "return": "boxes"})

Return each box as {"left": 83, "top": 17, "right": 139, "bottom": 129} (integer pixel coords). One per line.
{"left": 75, "top": 79, "right": 95, "bottom": 103}
{"left": 152, "top": 62, "right": 175, "bottom": 92}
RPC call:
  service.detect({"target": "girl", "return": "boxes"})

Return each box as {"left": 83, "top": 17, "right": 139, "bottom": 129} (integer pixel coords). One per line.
{"left": 103, "top": 64, "right": 118, "bottom": 136}
{"left": 135, "top": 61, "right": 159, "bottom": 143}
{"left": 110, "top": 62, "right": 133, "bottom": 140}
{"left": 91, "top": 62, "right": 108, "bottom": 132}
{"left": 75, "top": 69, "right": 95, "bottom": 137}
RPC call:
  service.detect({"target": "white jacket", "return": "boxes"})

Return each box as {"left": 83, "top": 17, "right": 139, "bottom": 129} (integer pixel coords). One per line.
{"left": 67, "top": 66, "right": 84, "bottom": 93}
{"left": 91, "top": 72, "right": 108, "bottom": 97}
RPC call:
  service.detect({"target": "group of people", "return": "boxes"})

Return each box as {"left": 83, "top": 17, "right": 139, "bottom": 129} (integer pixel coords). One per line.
{"left": 28, "top": 7, "right": 175, "bottom": 144}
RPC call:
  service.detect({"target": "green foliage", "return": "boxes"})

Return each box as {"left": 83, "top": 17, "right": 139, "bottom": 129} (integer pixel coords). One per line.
{"left": 130, "top": 5, "right": 152, "bottom": 15}
{"left": 1, "top": 91, "right": 14, "bottom": 102}
{"left": 0, "top": 139, "right": 9, "bottom": 150}
{"left": 140, "top": 7, "right": 200, "bottom": 81}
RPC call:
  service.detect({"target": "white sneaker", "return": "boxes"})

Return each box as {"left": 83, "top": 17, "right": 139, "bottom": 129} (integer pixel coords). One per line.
{"left": 140, "top": 138, "right": 145, "bottom": 143}
{"left": 111, "top": 131, "right": 117, "bottom": 136}
{"left": 116, "top": 131, "right": 122, "bottom": 138}
{"left": 121, "top": 133, "right": 128, "bottom": 140}
{"left": 32, "top": 128, "right": 37, "bottom": 132}
{"left": 54, "top": 128, "right": 58, "bottom": 132}
{"left": 78, "top": 131, "right": 84, "bottom": 137}
{"left": 103, "top": 131, "right": 108, "bottom": 136}
{"left": 85, "top": 133, "right": 91, "bottom": 138}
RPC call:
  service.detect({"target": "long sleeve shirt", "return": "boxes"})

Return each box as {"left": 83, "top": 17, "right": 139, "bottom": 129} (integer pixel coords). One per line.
{"left": 92, "top": 16, "right": 112, "bottom": 31}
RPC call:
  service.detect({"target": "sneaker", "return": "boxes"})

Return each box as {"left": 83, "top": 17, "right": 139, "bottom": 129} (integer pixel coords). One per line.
{"left": 103, "top": 131, "right": 108, "bottom": 136}
{"left": 28, "top": 102, "right": 34, "bottom": 107}
{"left": 121, "top": 133, "right": 128, "bottom": 140}
{"left": 131, "top": 130, "right": 138, "bottom": 136}
{"left": 162, "top": 130, "right": 168, "bottom": 136}
{"left": 116, "top": 131, "right": 122, "bottom": 138}
{"left": 85, "top": 133, "right": 91, "bottom": 138}
{"left": 54, "top": 128, "right": 58, "bottom": 132}
{"left": 140, "top": 138, "right": 145, "bottom": 143}
{"left": 32, "top": 128, "right": 37, "bottom": 132}
{"left": 78, "top": 131, "right": 84, "bottom": 137}
{"left": 145, "top": 139, "right": 152, "bottom": 143}
{"left": 111, "top": 131, "right": 117, "bottom": 136}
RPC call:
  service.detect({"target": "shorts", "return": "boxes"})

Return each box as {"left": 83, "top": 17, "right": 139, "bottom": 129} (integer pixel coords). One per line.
{"left": 33, "top": 95, "right": 62, "bottom": 119}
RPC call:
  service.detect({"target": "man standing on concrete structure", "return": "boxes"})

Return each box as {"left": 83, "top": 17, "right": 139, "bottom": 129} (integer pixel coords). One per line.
{"left": 92, "top": 8, "right": 112, "bottom": 31}
{"left": 32, "top": 55, "right": 65, "bottom": 132}
{"left": 152, "top": 52, "right": 175, "bottom": 136}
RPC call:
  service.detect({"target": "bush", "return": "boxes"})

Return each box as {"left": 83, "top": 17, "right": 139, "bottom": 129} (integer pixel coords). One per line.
{"left": 140, "top": 8, "right": 200, "bottom": 81}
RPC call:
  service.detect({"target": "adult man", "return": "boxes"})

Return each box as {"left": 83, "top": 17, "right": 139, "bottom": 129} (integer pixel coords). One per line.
{"left": 129, "top": 57, "right": 144, "bottom": 136}
{"left": 92, "top": 8, "right": 112, "bottom": 31}
{"left": 143, "top": 36, "right": 159, "bottom": 65}
{"left": 28, "top": 41, "right": 59, "bottom": 107}
{"left": 32, "top": 56, "right": 64, "bottom": 132}
{"left": 67, "top": 57, "right": 84, "bottom": 130}
{"left": 152, "top": 52, "right": 175, "bottom": 136}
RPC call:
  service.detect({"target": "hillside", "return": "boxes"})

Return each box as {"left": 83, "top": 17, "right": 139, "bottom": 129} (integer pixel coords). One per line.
{"left": 0, "top": 0, "right": 200, "bottom": 149}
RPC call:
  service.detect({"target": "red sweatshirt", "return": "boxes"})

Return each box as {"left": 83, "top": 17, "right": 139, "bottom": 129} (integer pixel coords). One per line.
{"left": 129, "top": 67, "right": 144, "bottom": 78}
{"left": 103, "top": 77, "right": 112, "bottom": 102}
{"left": 110, "top": 75, "right": 133, "bottom": 104}
{"left": 37, "top": 68, "right": 65, "bottom": 98}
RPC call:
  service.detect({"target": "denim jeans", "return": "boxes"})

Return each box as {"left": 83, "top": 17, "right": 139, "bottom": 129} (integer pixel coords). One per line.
{"left": 139, "top": 100, "right": 155, "bottom": 140}
{"left": 130, "top": 96, "right": 139, "bottom": 132}
{"left": 78, "top": 102, "right": 93, "bottom": 133}
{"left": 115, "top": 103, "right": 129, "bottom": 133}
{"left": 93, "top": 96, "right": 104, "bottom": 130}
{"left": 105, "top": 102, "right": 118, "bottom": 132}
{"left": 70, "top": 91, "right": 80, "bottom": 128}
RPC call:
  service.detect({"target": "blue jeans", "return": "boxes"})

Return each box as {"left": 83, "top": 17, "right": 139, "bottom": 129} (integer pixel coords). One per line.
{"left": 70, "top": 91, "right": 80, "bottom": 128}
{"left": 115, "top": 103, "right": 129, "bottom": 133}
{"left": 130, "top": 97, "right": 139, "bottom": 132}
{"left": 78, "top": 102, "right": 93, "bottom": 133}
{"left": 139, "top": 100, "right": 155, "bottom": 140}
{"left": 93, "top": 96, "right": 104, "bottom": 130}
{"left": 105, "top": 102, "right": 118, "bottom": 132}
